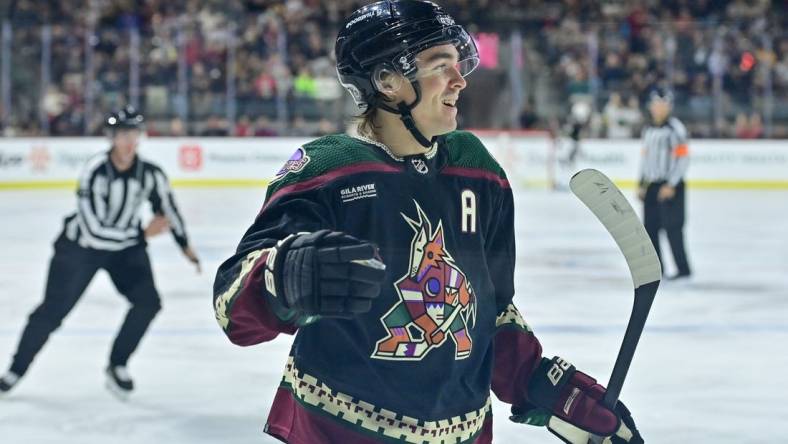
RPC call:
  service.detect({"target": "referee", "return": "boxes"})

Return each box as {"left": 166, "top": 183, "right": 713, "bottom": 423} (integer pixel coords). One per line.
{"left": 0, "top": 106, "right": 200, "bottom": 399}
{"left": 638, "top": 87, "right": 691, "bottom": 280}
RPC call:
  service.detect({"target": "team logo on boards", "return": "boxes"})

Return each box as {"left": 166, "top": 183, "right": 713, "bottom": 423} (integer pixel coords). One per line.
{"left": 272, "top": 147, "right": 310, "bottom": 183}
{"left": 29, "top": 145, "right": 51, "bottom": 172}
{"left": 372, "top": 201, "right": 476, "bottom": 361}
{"left": 179, "top": 144, "right": 203, "bottom": 171}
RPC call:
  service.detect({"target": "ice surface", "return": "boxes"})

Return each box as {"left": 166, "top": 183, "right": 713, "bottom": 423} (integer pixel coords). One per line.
{"left": 1, "top": 186, "right": 786, "bottom": 443}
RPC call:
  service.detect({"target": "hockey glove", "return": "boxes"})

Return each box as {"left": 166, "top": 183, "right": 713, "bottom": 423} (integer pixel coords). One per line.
{"left": 264, "top": 230, "right": 386, "bottom": 325}
{"left": 510, "top": 356, "right": 643, "bottom": 444}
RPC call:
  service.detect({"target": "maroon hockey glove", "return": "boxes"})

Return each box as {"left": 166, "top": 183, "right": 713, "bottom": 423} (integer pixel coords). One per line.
{"left": 264, "top": 230, "right": 386, "bottom": 324}
{"left": 510, "top": 356, "right": 643, "bottom": 444}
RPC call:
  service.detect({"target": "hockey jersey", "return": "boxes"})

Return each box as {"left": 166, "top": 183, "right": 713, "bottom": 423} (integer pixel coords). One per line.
{"left": 213, "top": 131, "right": 544, "bottom": 444}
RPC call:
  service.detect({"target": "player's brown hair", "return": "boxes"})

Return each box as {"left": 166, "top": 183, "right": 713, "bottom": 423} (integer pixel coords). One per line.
{"left": 355, "top": 107, "right": 380, "bottom": 139}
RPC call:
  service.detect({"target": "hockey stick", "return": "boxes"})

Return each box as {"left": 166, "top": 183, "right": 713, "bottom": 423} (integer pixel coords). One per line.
{"left": 568, "top": 169, "right": 661, "bottom": 444}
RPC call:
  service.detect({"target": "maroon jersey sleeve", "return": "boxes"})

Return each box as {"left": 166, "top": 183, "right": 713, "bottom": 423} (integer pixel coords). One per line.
{"left": 491, "top": 305, "right": 543, "bottom": 406}
{"left": 213, "top": 190, "right": 335, "bottom": 346}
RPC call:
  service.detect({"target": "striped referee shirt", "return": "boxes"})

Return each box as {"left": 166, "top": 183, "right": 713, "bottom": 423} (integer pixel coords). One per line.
{"left": 639, "top": 116, "right": 689, "bottom": 186}
{"left": 62, "top": 151, "right": 189, "bottom": 252}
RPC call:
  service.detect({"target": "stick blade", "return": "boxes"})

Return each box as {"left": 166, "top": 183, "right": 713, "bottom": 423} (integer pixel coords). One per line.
{"left": 569, "top": 169, "right": 662, "bottom": 288}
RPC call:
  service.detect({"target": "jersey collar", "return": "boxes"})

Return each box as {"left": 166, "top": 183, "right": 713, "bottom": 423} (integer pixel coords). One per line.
{"left": 352, "top": 134, "right": 438, "bottom": 162}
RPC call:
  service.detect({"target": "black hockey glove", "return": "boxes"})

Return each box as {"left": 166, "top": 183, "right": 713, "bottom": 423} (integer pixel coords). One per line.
{"left": 510, "top": 356, "right": 643, "bottom": 444}
{"left": 264, "top": 230, "right": 386, "bottom": 325}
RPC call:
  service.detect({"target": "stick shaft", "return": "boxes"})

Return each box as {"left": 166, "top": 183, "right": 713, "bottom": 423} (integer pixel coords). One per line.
{"left": 601, "top": 281, "right": 658, "bottom": 408}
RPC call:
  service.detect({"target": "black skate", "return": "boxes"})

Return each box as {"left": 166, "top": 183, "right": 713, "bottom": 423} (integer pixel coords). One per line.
{"left": 105, "top": 366, "right": 134, "bottom": 400}
{"left": 0, "top": 371, "right": 21, "bottom": 397}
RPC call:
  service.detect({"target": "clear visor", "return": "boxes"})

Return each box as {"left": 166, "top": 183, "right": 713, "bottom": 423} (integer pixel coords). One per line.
{"left": 370, "top": 26, "right": 480, "bottom": 96}
{"left": 413, "top": 56, "right": 479, "bottom": 81}
{"left": 407, "top": 27, "right": 479, "bottom": 80}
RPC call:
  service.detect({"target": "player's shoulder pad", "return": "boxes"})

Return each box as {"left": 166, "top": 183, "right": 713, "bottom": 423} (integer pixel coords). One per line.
{"left": 667, "top": 117, "right": 688, "bottom": 138}
{"left": 137, "top": 155, "right": 162, "bottom": 172}
{"left": 265, "top": 134, "right": 387, "bottom": 196}
{"left": 86, "top": 150, "right": 111, "bottom": 167}
{"left": 79, "top": 151, "right": 111, "bottom": 180}
{"left": 442, "top": 130, "right": 508, "bottom": 181}
{"left": 137, "top": 157, "right": 173, "bottom": 182}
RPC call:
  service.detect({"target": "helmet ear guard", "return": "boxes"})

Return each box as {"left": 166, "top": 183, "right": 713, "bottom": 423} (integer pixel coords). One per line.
{"left": 372, "top": 64, "right": 405, "bottom": 98}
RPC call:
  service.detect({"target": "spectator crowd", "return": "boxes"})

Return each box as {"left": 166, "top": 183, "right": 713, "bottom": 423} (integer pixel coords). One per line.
{"left": 1, "top": 0, "right": 785, "bottom": 138}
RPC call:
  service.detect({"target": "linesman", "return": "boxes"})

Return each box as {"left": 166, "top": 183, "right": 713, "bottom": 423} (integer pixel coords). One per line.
{"left": 638, "top": 87, "right": 691, "bottom": 280}
{"left": 0, "top": 106, "right": 200, "bottom": 399}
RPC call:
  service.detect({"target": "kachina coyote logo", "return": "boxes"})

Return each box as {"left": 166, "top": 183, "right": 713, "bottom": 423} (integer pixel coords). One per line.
{"left": 372, "top": 201, "right": 477, "bottom": 361}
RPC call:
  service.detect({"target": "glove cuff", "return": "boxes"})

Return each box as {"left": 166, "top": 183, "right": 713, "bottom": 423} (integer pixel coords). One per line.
{"left": 527, "top": 356, "right": 577, "bottom": 410}
{"left": 263, "top": 233, "right": 302, "bottom": 323}
{"left": 526, "top": 356, "right": 620, "bottom": 437}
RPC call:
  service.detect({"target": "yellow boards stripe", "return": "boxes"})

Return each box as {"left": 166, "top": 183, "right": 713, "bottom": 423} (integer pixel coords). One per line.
{"left": 1, "top": 179, "right": 787, "bottom": 190}
{"left": 0, "top": 179, "right": 271, "bottom": 190}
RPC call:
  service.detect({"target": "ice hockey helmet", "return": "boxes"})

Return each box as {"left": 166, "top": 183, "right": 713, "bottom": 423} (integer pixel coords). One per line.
{"left": 106, "top": 105, "right": 145, "bottom": 132}
{"left": 649, "top": 86, "right": 673, "bottom": 104}
{"left": 335, "top": 0, "right": 479, "bottom": 146}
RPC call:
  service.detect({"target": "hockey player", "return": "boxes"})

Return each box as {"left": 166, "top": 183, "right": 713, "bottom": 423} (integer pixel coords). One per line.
{"left": 638, "top": 87, "right": 692, "bottom": 280}
{"left": 0, "top": 106, "right": 200, "bottom": 400}
{"left": 213, "top": 2, "right": 644, "bottom": 443}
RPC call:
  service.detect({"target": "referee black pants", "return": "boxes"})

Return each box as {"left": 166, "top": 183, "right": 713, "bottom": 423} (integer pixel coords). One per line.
{"left": 643, "top": 180, "right": 691, "bottom": 276}
{"left": 9, "top": 236, "right": 161, "bottom": 376}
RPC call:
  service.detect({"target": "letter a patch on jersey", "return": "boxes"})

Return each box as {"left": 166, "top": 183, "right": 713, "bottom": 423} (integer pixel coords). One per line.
{"left": 372, "top": 201, "right": 477, "bottom": 361}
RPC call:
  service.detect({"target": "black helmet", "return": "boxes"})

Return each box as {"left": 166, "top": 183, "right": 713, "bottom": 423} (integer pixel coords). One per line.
{"left": 106, "top": 105, "right": 145, "bottom": 132}
{"left": 648, "top": 86, "right": 673, "bottom": 104}
{"left": 335, "top": 0, "right": 479, "bottom": 146}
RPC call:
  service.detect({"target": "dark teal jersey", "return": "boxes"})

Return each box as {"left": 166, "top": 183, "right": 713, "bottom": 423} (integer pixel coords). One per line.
{"left": 213, "top": 131, "right": 543, "bottom": 444}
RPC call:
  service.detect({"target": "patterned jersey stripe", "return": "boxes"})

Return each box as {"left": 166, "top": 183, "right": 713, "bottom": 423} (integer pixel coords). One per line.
{"left": 280, "top": 357, "right": 490, "bottom": 444}
{"left": 214, "top": 248, "right": 268, "bottom": 330}
{"left": 495, "top": 304, "right": 532, "bottom": 333}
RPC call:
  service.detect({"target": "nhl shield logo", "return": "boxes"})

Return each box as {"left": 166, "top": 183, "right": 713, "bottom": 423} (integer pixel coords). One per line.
{"left": 372, "top": 201, "right": 476, "bottom": 361}
{"left": 411, "top": 157, "right": 429, "bottom": 174}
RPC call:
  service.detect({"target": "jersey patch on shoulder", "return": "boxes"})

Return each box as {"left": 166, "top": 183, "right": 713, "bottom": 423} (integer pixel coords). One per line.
{"left": 271, "top": 147, "right": 310, "bottom": 183}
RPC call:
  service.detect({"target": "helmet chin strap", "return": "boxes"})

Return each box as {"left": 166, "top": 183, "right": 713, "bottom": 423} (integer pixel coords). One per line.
{"left": 377, "top": 81, "right": 435, "bottom": 148}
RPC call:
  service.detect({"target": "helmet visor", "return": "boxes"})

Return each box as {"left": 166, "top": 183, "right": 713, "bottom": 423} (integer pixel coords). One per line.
{"left": 406, "top": 26, "right": 479, "bottom": 80}
{"left": 413, "top": 54, "right": 479, "bottom": 81}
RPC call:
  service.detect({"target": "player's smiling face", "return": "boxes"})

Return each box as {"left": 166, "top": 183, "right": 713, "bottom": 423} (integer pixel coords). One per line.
{"left": 408, "top": 44, "right": 467, "bottom": 138}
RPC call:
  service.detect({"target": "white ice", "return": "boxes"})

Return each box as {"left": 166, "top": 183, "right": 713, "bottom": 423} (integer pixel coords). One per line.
{"left": 1, "top": 186, "right": 786, "bottom": 444}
